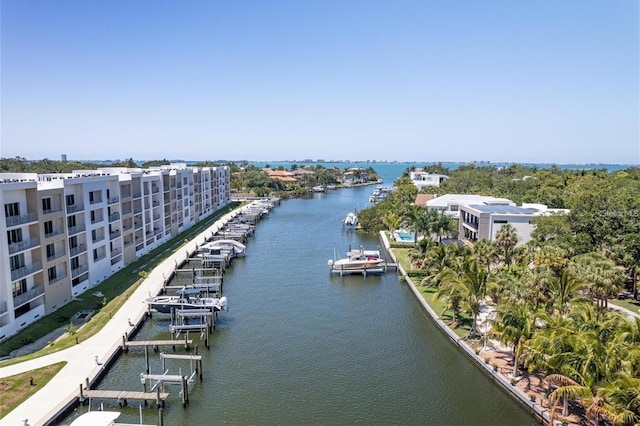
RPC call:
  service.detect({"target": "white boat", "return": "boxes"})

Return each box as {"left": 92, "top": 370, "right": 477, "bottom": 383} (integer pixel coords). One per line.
{"left": 70, "top": 411, "right": 122, "bottom": 426}
{"left": 342, "top": 211, "right": 358, "bottom": 230}
{"left": 312, "top": 185, "right": 325, "bottom": 192}
{"left": 70, "top": 410, "right": 154, "bottom": 426}
{"left": 145, "top": 288, "right": 228, "bottom": 314}
{"left": 328, "top": 246, "right": 385, "bottom": 275}
{"left": 200, "top": 239, "right": 247, "bottom": 257}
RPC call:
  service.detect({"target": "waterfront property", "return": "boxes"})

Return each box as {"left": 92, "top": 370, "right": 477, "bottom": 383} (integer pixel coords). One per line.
{"left": 0, "top": 164, "right": 231, "bottom": 341}
{"left": 423, "top": 193, "right": 515, "bottom": 219}
{"left": 408, "top": 170, "right": 449, "bottom": 189}
{"left": 458, "top": 202, "right": 568, "bottom": 245}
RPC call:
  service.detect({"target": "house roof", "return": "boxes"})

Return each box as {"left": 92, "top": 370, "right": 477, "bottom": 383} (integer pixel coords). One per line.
{"left": 414, "top": 193, "right": 436, "bottom": 206}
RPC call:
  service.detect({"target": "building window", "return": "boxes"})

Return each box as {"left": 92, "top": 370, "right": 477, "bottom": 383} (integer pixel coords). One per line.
{"left": 46, "top": 243, "right": 55, "bottom": 259}
{"left": 42, "top": 197, "right": 52, "bottom": 212}
{"left": 44, "top": 220, "right": 53, "bottom": 235}
{"left": 69, "top": 235, "right": 78, "bottom": 249}
{"left": 65, "top": 194, "right": 75, "bottom": 206}
{"left": 93, "top": 248, "right": 99, "bottom": 261}
{"left": 71, "top": 257, "right": 80, "bottom": 270}
{"left": 48, "top": 266, "right": 57, "bottom": 281}
{"left": 493, "top": 220, "right": 507, "bottom": 224}
{"left": 4, "top": 202, "right": 20, "bottom": 218}
{"left": 7, "top": 228, "right": 23, "bottom": 244}
{"left": 9, "top": 253, "right": 25, "bottom": 271}
{"left": 12, "top": 279, "right": 27, "bottom": 297}
{"left": 67, "top": 215, "right": 76, "bottom": 228}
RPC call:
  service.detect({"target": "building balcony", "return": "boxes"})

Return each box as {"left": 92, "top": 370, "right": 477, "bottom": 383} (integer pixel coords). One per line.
{"left": 10, "top": 261, "right": 43, "bottom": 281}
{"left": 68, "top": 224, "right": 86, "bottom": 235}
{"left": 71, "top": 263, "right": 89, "bottom": 278}
{"left": 90, "top": 217, "right": 104, "bottom": 225}
{"left": 8, "top": 237, "right": 41, "bottom": 255}
{"left": 44, "top": 229, "right": 64, "bottom": 239}
{"left": 69, "top": 245, "right": 87, "bottom": 257}
{"left": 42, "top": 206, "right": 63, "bottom": 216}
{"left": 109, "top": 213, "right": 121, "bottom": 222}
{"left": 66, "top": 204, "right": 85, "bottom": 214}
{"left": 92, "top": 234, "right": 105, "bottom": 243}
{"left": 5, "top": 212, "right": 38, "bottom": 228}
{"left": 49, "top": 271, "right": 68, "bottom": 284}
{"left": 133, "top": 192, "right": 142, "bottom": 199}
{"left": 111, "top": 247, "right": 122, "bottom": 257}
{"left": 107, "top": 196, "right": 120, "bottom": 204}
{"left": 110, "top": 230, "right": 121, "bottom": 240}
{"left": 47, "top": 250, "right": 66, "bottom": 262}
{"left": 13, "top": 286, "right": 44, "bottom": 308}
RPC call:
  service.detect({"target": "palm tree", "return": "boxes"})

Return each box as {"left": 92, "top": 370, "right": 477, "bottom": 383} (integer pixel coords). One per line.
{"left": 495, "top": 224, "right": 519, "bottom": 265}
{"left": 457, "top": 259, "right": 489, "bottom": 337}
{"left": 547, "top": 269, "right": 587, "bottom": 315}
{"left": 493, "top": 301, "right": 537, "bottom": 377}
{"left": 571, "top": 252, "right": 625, "bottom": 308}
{"left": 473, "top": 238, "right": 498, "bottom": 274}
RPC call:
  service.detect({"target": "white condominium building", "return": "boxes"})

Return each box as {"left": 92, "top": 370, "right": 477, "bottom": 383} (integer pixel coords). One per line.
{"left": 0, "top": 164, "right": 230, "bottom": 341}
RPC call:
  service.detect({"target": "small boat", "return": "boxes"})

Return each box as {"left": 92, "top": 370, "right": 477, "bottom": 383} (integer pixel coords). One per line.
{"left": 70, "top": 411, "right": 122, "bottom": 426}
{"left": 342, "top": 211, "right": 358, "bottom": 230}
{"left": 200, "top": 239, "right": 247, "bottom": 257}
{"left": 328, "top": 246, "right": 385, "bottom": 275}
{"left": 312, "top": 185, "right": 325, "bottom": 192}
{"left": 145, "top": 288, "right": 228, "bottom": 313}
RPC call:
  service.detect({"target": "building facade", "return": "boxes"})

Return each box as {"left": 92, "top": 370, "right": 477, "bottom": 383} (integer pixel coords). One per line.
{"left": 0, "top": 164, "right": 230, "bottom": 341}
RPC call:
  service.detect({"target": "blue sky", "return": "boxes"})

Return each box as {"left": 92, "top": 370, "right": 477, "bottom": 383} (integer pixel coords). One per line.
{"left": 1, "top": 0, "right": 638, "bottom": 164}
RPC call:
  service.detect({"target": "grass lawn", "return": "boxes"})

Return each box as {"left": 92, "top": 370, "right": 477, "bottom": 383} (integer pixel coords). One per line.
{"left": 609, "top": 298, "right": 640, "bottom": 314}
{"left": 0, "top": 361, "right": 66, "bottom": 419}
{"left": 390, "top": 247, "right": 474, "bottom": 338}
{"left": 0, "top": 202, "right": 241, "bottom": 362}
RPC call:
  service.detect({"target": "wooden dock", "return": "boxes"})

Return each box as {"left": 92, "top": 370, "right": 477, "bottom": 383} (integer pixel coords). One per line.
{"left": 122, "top": 335, "right": 193, "bottom": 352}
{"left": 80, "top": 389, "right": 169, "bottom": 407}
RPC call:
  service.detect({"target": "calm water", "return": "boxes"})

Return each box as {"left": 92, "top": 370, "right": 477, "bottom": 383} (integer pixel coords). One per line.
{"left": 62, "top": 182, "right": 539, "bottom": 425}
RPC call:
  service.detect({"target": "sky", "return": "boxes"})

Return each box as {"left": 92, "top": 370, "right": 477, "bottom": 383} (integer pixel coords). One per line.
{"left": 1, "top": 0, "right": 638, "bottom": 165}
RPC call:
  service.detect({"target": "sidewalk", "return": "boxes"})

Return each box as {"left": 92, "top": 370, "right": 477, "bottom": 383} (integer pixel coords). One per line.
{"left": 0, "top": 209, "right": 242, "bottom": 426}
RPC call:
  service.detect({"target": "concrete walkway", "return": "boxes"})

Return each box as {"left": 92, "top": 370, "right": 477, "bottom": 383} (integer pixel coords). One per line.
{"left": 0, "top": 209, "right": 243, "bottom": 426}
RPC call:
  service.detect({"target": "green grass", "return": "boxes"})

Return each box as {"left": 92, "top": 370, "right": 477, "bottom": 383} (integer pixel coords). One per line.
{"left": 609, "top": 297, "right": 640, "bottom": 314}
{"left": 390, "top": 246, "right": 474, "bottom": 339}
{"left": 0, "top": 361, "right": 66, "bottom": 419}
{"left": 0, "top": 203, "right": 241, "bottom": 362}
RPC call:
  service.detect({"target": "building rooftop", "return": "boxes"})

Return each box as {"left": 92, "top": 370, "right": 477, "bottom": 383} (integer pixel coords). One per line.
{"left": 468, "top": 204, "right": 538, "bottom": 215}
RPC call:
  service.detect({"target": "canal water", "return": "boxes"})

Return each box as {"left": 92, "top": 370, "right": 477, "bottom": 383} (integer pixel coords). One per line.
{"left": 62, "top": 181, "right": 538, "bottom": 425}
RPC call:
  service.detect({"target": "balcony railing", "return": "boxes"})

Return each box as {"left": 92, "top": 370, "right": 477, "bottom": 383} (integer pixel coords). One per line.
{"left": 69, "top": 245, "right": 87, "bottom": 257}
{"left": 44, "top": 228, "right": 65, "bottom": 239}
{"left": 49, "top": 271, "right": 68, "bottom": 284}
{"left": 47, "top": 250, "right": 66, "bottom": 262}
{"left": 92, "top": 234, "right": 105, "bottom": 243}
{"left": 71, "top": 263, "right": 89, "bottom": 277}
{"left": 13, "top": 286, "right": 44, "bottom": 308}
{"left": 5, "top": 212, "right": 38, "bottom": 228}
{"left": 90, "top": 217, "right": 104, "bottom": 224}
{"left": 8, "top": 237, "right": 41, "bottom": 255}
{"left": 10, "top": 261, "right": 43, "bottom": 281}
{"left": 68, "top": 224, "right": 86, "bottom": 235}
{"left": 107, "top": 196, "right": 120, "bottom": 204}
{"left": 110, "top": 230, "right": 121, "bottom": 240}
{"left": 109, "top": 213, "right": 121, "bottom": 222}
{"left": 42, "top": 206, "right": 63, "bottom": 215}
{"left": 66, "top": 203, "right": 85, "bottom": 214}
{"left": 111, "top": 248, "right": 122, "bottom": 257}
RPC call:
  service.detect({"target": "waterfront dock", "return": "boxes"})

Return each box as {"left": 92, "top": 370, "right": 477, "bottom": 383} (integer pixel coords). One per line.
{"left": 0, "top": 200, "right": 278, "bottom": 426}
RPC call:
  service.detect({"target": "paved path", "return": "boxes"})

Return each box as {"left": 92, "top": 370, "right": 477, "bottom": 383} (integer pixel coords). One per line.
{"left": 0, "top": 209, "right": 243, "bottom": 426}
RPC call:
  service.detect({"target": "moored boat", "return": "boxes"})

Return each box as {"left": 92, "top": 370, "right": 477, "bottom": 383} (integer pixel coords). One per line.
{"left": 328, "top": 246, "right": 385, "bottom": 275}
{"left": 145, "top": 288, "right": 228, "bottom": 313}
{"left": 342, "top": 211, "right": 359, "bottom": 230}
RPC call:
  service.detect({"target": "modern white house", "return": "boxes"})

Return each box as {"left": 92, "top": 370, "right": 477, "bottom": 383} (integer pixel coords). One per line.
{"left": 457, "top": 203, "right": 567, "bottom": 246}
{"left": 0, "top": 164, "right": 231, "bottom": 341}
{"left": 425, "top": 194, "right": 515, "bottom": 219}
{"left": 409, "top": 171, "right": 449, "bottom": 189}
